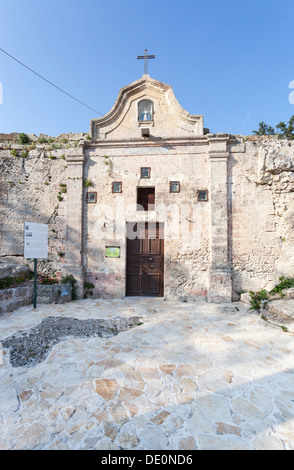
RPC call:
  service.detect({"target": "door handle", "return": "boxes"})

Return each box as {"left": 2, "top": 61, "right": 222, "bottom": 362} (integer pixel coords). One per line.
{"left": 149, "top": 257, "right": 153, "bottom": 261}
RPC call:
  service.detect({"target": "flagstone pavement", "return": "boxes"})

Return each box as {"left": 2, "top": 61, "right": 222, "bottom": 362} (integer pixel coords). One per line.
{"left": 0, "top": 298, "right": 294, "bottom": 450}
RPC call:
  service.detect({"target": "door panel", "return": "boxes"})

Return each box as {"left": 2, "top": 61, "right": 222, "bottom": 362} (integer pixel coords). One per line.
{"left": 148, "top": 238, "right": 161, "bottom": 255}
{"left": 129, "top": 272, "right": 143, "bottom": 295}
{"left": 146, "top": 273, "right": 161, "bottom": 295}
{"left": 126, "top": 222, "right": 164, "bottom": 297}
{"left": 129, "top": 238, "right": 143, "bottom": 255}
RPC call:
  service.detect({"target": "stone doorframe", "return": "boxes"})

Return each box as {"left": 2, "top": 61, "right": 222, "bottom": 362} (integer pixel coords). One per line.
{"left": 207, "top": 134, "right": 232, "bottom": 302}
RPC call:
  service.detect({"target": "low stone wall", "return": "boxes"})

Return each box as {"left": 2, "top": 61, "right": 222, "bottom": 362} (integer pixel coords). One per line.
{"left": 0, "top": 286, "right": 33, "bottom": 315}
{"left": 37, "top": 283, "right": 72, "bottom": 305}
{"left": 0, "top": 283, "right": 72, "bottom": 315}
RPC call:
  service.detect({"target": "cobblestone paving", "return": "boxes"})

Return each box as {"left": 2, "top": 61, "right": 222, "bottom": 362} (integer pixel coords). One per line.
{"left": 2, "top": 316, "right": 142, "bottom": 367}
{"left": 0, "top": 298, "right": 294, "bottom": 450}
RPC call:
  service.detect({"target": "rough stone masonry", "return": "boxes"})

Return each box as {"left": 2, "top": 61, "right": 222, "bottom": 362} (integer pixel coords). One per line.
{"left": 0, "top": 75, "right": 293, "bottom": 303}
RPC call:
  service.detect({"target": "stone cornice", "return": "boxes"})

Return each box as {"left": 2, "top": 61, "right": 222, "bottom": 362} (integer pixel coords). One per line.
{"left": 207, "top": 133, "right": 229, "bottom": 157}
{"left": 65, "top": 153, "right": 85, "bottom": 165}
{"left": 208, "top": 151, "right": 229, "bottom": 161}
{"left": 85, "top": 136, "right": 209, "bottom": 149}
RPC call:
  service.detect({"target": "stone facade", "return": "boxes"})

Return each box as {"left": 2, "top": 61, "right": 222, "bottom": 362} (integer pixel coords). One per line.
{"left": 0, "top": 75, "right": 294, "bottom": 303}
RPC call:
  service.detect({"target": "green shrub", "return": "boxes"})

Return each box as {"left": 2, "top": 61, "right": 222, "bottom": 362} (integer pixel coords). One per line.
{"left": 249, "top": 276, "right": 294, "bottom": 311}
{"left": 0, "top": 277, "right": 14, "bottom": 289}
{"left": 17, "top": 133, "right": 31, "bottom": 145}
{"left": 83, "top": 179, "right": 94, "bottom": 188}
{"left": 249, "top": 289, "right": 268, "bottom": 310}
{"left": 253, "top": 115, "right": 294, "bottom": 140}
{"left": 253, "top": 122, "right": 275, "bottom": 136}
{"left": 84, "top": 281, "right": 95, "bottom": 299}
{"left": 84, "top": 282, "right": 95, "bottom": 289}
{"left": 270, "top": 276, "right": 294, "bottom": 294}
{"left": 10, "top": 149, "right": 17, "bottom": 157}
{"left": 0, "top": 273, "right": 33, "bottom": 289}
{"left": 51, "top": 143, "right": 61, "bottom": 150}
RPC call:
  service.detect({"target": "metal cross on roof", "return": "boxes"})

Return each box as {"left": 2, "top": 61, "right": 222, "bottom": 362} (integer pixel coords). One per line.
{"left": 137, "top": 49, "right": 155, "bottom": 75}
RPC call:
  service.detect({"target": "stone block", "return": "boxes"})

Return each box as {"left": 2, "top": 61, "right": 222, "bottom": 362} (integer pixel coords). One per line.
{"left": 240, "top": 292, "right": 251, "bottom": 304}
{"left": 284, "top": 288, "right": 294, "bottom": 299}
{"left": 56, "top": 133, "right": 69, "bottom": 141}
{"left": 264, "top": 299, "right": 294, "bottom": 332}
{"left": 0, "top": 304, "right": 6, "bottom": 315}
{"left": 0, "top": 264, "right": 13, "bottom": 279}
{"left": 28, "top": 134, "right": 38, "bottom": 142}
{"left": 6, "top": 299, "right": 23, "bottom": 313}
{"left": 0, "top": 289, "right": 14, "bottom": 302}
{"left": 0, "top": 262, "right": 29, "bottom": 280}
{"left": 37, "top": 283, "right": 72, "bottom": 304}
{"left": 266, "top": 299, "right": 294, "bottom": 321}
{"left": 14, "top": 286, "right": 33, "bottom": 299}
{"left": 68, "top": 132, "right": 84, "bottom": 141}
{"left": 208, "top": 268, "right": 232, "bottom": 303}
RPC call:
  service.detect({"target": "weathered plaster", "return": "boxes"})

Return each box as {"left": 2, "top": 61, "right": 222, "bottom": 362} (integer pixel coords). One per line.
{"left": 1, "top": 78, "right": 294, "bottom": 304}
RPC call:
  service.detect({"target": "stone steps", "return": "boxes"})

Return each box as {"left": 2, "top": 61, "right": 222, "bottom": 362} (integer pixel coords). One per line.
{"left": 263, "top": 299, "right": 294, "bottom": 332}
{"left": 240, "top": 289, "right": 294, "bottom": 333}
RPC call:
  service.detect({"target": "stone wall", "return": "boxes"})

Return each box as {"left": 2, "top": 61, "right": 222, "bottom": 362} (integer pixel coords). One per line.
{"left": 0, "top": 133, "right": 293, "bottom": 302}
{"left": 0, "top": 133, "right": 89, "bottom": 279}
{"left": 229, "top": 136, "right": 294, "bottom": 298}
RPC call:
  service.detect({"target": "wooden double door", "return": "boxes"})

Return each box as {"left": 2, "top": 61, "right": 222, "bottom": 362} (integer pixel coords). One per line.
{"left": 126, "top": 222, "right": 164, "bottom": 297}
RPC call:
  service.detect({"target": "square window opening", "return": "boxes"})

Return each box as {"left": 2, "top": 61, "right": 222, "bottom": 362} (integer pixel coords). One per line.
{"left": 198, "top": 190, "right": 208, "bottom": 201}
{"left": 86, "top": 192, "right": 97, "bottom": 203}
{"left": 141, "top": 167, "right": 151, "bottom": 179}
{"left": 112, "top": 182, "right": 122, "bottom": 193}
{"left": 137, "top": 187, "right": 155, "bottom": 211}
{"left": 170, "top": 181, "right": 180, "bottom": 193}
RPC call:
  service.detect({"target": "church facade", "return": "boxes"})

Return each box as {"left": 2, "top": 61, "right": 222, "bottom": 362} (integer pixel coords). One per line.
{"left": 2, "top": 74, "right": 293, "bottom": 304}
{"left": 63, "top": 75, "right": 252, "bottom": 302}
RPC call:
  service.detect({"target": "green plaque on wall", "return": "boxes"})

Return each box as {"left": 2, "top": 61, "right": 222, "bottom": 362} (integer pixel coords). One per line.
{"left": 106, "top": 246, "right": 120, "bottom": 258}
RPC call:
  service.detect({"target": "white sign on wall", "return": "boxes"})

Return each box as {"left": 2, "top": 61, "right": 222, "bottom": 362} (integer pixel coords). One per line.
{"left": 24, "top": 222, "right": 48, "bottom": 259}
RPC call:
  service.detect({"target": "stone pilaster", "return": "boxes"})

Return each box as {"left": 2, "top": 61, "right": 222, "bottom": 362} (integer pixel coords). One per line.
{"left": 207, "top": 135, "right": 232, "bottom": 303}
{"left": 62, "top": 149, "right": 85, "bottom": 299}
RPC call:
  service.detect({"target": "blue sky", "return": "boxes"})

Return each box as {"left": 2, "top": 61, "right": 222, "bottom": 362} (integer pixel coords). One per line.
{"left": 0, "top": 0, "right": 294, "bottom": 136}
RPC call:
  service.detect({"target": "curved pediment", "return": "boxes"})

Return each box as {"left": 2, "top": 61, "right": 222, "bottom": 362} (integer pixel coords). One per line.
{"left": 90, "top": 75, "right": 203, "bottom": 140}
